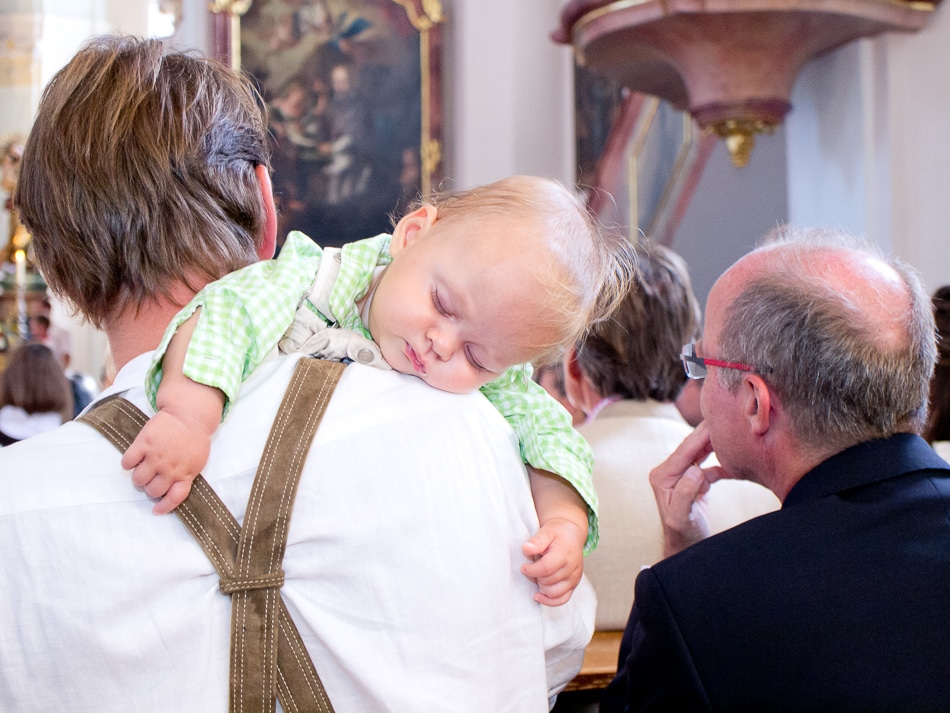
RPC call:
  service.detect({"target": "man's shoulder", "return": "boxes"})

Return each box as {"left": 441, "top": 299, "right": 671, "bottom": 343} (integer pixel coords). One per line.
{"left": 227, "top": 356, "right": 509, "bottom": 444}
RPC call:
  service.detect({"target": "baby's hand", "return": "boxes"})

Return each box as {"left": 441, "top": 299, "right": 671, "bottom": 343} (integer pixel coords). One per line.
{"left": 520, "top": 517, "right": 586, "bottom": 606}
{"left": 121, "top": 409, "right": 211, "bottom": 514}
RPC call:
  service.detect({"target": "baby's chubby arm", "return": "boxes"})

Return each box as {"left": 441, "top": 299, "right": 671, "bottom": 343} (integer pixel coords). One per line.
{"left": 123, "top": 232, "right": 324, "bottom": 512}
{"left": 121, "top": 312, "right": 225, "bottom": 513}
{"left": 480, "top": 366, "right": 599, "bottom": 606}
{"left": 522, "top": 467, "right": 589, "bottom": 606}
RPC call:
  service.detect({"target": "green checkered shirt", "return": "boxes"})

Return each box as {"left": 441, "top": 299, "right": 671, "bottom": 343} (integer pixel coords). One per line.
{"left": 146, "top": 231, "right": 599, "bottom": 552}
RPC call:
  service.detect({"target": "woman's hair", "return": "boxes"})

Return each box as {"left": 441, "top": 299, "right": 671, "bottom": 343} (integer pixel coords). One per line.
{"left": 412, "top": 175, "right": 636, "bottom": 364}
{"left": 0, "top": 343, "right": 73, "bottom": 422}
{"left": 575, "top": 241, "right": 701, "bottom": 402}
{"left": 924, "top": 285, "right": 950, "bottom": 443}
{"left": 15, "top": 35, "right": 272, "bottom": 328}
{"left": 717, "top": 226, "right": 936, "bottom": 453}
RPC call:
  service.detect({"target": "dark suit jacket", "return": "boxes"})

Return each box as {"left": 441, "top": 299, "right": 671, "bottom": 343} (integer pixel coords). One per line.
{"left": 601, "top": 433, "right": 950, "bottom": 712}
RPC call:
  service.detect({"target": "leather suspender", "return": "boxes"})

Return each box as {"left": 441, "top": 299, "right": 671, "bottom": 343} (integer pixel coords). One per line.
{"left": 80, "top": 357, "right": 343, "bottom": 713}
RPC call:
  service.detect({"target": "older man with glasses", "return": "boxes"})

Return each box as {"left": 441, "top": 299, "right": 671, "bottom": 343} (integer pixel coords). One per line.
{"left": 601, "top": 225, "right": 950, "bottom": 712}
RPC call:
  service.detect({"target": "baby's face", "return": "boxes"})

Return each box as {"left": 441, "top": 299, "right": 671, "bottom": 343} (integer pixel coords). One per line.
{"left": 367, "top": 214, "right": 554, "bottom": 394}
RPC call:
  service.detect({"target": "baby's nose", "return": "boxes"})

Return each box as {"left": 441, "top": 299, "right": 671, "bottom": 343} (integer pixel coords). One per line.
{"left": 428, "top": 325, "right": 458, "bottom": 361}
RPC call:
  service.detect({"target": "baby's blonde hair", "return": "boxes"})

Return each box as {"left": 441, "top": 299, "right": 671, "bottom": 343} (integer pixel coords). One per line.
{"left": 411, "top": 175, "right": 635, "bottom": 365}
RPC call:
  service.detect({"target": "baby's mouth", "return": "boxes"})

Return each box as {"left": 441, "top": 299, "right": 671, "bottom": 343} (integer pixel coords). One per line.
{"left": 405, "top": 343, "right": 427, "bottom": 375}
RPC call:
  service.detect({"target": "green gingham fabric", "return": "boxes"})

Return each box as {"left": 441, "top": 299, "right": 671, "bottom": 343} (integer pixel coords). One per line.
{"left": 145, "top": 230, "right": 599, "bottom": 551}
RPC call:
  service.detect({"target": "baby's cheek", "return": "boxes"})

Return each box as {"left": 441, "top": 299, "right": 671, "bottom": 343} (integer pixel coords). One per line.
{"left": 428, "top": 368, "right": 483, "bottom": 395}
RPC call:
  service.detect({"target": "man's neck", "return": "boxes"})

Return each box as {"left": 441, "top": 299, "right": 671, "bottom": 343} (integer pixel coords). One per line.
{"left": 105, "top": 287, "right": 201, "bottom": 372}
{"left": 764, "top": 441, "right": 838, "bottom": 503}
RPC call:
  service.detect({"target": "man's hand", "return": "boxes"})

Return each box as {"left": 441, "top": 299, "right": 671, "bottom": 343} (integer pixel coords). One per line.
{"left": 650, "top": 421, "right": 728, "bottom": 558}
{"left": 522, "top": 518, "right": 585, "bottom": 606}
{"left": 121, "top": 409, "right": 212, "bottom": 514}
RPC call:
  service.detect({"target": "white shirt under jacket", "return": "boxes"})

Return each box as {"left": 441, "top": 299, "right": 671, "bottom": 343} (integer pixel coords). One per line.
{"left": 0, "top": 351, "right": 594, "bottom": 712}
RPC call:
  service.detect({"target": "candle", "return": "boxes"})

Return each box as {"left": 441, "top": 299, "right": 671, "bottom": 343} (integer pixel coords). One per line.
{"left": 14, "top": 249, "right": 26, "bottom": 290}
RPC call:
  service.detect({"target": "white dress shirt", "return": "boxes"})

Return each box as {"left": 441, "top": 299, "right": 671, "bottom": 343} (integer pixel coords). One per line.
{"left": 578, "top": 399, "right": 779, "bottom": 630}
{"left": 0, "top": 351, "right": 594, "bottom": 712}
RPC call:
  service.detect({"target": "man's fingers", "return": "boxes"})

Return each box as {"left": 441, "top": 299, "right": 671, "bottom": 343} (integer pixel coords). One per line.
{"left": 671, "top": 465, "right": 708, "bottom": 510}
{"left": 651, "top": 423, "right": 713, "bottom": 490}
{"left": 670, "top": 422, "right": 714, "bottom": 470}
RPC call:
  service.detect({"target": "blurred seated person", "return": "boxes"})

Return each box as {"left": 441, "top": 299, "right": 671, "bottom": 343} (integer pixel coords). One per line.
{"left": 562, "top": 241, "right": 779, "bottom": 630}
{"left": 30, "top": 313, "right": 96, "bottom": 417}
{"left": 674, "top": 377, "right": 703, "bottom": 427}
{"left": 33, "top": 296, "right": 72, "bottom": 369}
{"left": 534, "top": 362, "right": 585, "bottom": 426}
{"left": 925, "top": 285, "right": 950, "bottom": 461}
{"left": 0, "top": 343, "right": 73, "bottom": 446}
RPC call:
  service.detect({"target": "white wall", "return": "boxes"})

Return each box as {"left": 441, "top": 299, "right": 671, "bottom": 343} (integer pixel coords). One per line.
{"left": 445, "top": 0, "right": 575, "bottom": 188}
{"left": 786, "top": 4, "right": 950, "bottom": 292}
{"left": 883, "top": 7, "right": 950, "bottom": 293}
{"left": 674, "top": 129, "right": 788, "bottom": 306}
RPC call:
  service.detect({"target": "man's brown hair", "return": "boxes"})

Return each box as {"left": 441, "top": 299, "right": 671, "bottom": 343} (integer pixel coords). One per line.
{"left": 15, "top": 35, "right": 272, "bottom": 327}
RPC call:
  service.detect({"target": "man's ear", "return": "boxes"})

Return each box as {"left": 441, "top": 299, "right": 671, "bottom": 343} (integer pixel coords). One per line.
{"left": 390, "top": 204, "right": 438, "bottom": 256}
{"left": 744, "top": 374, "right": 773, "bottom": 436}
{"left": 561, "top": 346, "right": 585, "bottom": 411}
{"left": 255, "top": 164, "right": 278, "bottom": 260}
{"left": 564, "top": 346, "right": 583, "bottom": 382}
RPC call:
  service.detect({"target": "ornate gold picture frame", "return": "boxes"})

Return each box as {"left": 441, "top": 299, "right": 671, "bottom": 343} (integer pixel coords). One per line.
{"left": 576, "top": 65, "right": 713, "bottom": 246}
{"left": 229, "top": 0, "right": 444, "bottom": 248}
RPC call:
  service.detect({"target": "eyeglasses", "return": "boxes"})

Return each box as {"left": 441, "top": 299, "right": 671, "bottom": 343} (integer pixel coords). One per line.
{"left": 680, "top": 342, "right": 757, "bottom": 380}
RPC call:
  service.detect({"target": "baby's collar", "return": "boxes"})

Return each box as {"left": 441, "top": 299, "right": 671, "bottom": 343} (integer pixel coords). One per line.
{"left": 358, "top": 264, "right": 388, "bottom": 331}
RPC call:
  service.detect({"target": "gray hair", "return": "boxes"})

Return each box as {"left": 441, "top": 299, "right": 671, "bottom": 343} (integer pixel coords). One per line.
{"left": 717, "top": 226, "right": 936, "bottom": 452}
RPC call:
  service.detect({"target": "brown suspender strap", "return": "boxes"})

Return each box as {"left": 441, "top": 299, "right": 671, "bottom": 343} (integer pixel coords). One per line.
{"left": 80, "top": 357, "right": 343, "bottom": 713}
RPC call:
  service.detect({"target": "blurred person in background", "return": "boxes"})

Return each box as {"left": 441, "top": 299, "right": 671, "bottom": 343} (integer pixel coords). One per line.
{"left": 0, "top": 343, "right": 73, "bottom": 446}
{"left": 925, "top": 284, "right": 950, "bottom": 461}
{"left": 534, "top": 361, "right": 585, "bottom": 427}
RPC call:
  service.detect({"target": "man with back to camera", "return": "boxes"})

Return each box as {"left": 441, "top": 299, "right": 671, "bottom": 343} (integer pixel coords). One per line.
{"left": 0, "top": 35, "right": 594, "bottom": 712}
{"left": 600, "top": 226, "right": 950, "bottom": 712}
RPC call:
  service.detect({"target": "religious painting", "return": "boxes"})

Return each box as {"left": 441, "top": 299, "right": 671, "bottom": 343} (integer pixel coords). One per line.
{"left": 240, "top": 0, "right": 444, "bottom": 248}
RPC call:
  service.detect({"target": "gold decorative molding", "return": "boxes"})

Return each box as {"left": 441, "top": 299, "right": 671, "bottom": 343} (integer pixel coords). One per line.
{"left": 209, "top": 0, "right": 254, "bottom": 69}
{"left": 707, "top": 118, "right": 777, "bottom": 169}
{"left": 392, "top": 0, "right": 445, "bottom": 30}
{"left": 209, "top": 0, "right": 253, "bottom": 15}
{"left": 393, "top": 0, "right": 446, "bottom": 196}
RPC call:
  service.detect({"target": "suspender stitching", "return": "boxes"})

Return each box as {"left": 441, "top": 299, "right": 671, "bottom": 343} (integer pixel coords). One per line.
{"left": 192, "top": 479, "right": 241, "bottom": 539}
{"left": 111, "top": 398, "right": 147, "bottom": 419}
{"left": 82, "top": 413, "right": 133, "bottom": 449}
{"left": 276, "top": 666, "right": 298, "bottom": 713}
{"left": 190, "top": 482, "right": 240, "bottom": 545}
{"left": 234, "top": 591, "right": 246, "bottom": 713}
{"left": 269, "top": 371, "right": 328, "bottom": 574}
{"left": 278, "top": 615, "right": 327, "bottom": 707}
{"left": 265, "top": 589, "right": 277, "bottom": 708}
{"left": 176, "top": 505, "right": 233, "bottom": 575}
{"left": 79, "top": 361, "right": 341, "bottom": 713}
{"left": 237, "top": 366, "right": 305, "bottom": 579}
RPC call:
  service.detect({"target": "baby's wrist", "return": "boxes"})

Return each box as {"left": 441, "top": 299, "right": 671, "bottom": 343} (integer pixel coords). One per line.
{"left": 542, "top": 514, "right": 587, "bottom": 547}
{"left": 157, "top": 404, "right": 217, "bottom": 438}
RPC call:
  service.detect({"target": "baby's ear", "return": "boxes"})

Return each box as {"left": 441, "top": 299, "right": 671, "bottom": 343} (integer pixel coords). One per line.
{"left": 390, "top": 205, "right": 438, "bottom": 255}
